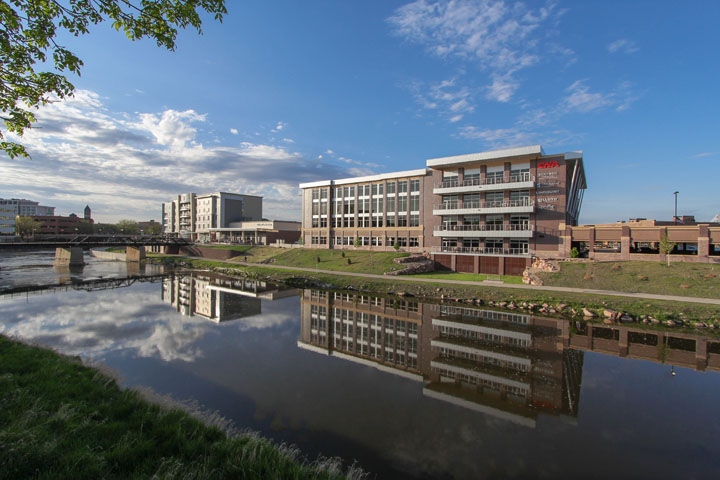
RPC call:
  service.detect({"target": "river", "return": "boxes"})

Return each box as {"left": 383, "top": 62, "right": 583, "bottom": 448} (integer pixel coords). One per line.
{"left": 1, "top": 251, "right": 720, "bottom": 479}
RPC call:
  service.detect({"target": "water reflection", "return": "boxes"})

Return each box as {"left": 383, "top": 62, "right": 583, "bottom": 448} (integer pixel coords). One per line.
{"left": 298, "top": 290, "right": 582, "bottom": 427}
{"left": 3, "top": 266, "right": 720, "bottom": 479}
{"left": 162, "top": 272, "right": 299, "bottom": 323}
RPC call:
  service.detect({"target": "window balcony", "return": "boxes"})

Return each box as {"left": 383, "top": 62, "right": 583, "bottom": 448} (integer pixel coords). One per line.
{"left": 430, "top": 246, "right": 531, "bottom": 257}
{"left": 433, "top": 173, "right": 535, "bottom": 194}
{"left": 433, "top": 199, "right": 535, "bottom": 215}
{"left": 433, "top": 223, "right": 534, "bottom": 238}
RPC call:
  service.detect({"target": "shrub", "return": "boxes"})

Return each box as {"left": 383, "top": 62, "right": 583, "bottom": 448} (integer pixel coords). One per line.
{"left": 570, "top": 247, "right": 580, "bottom": 258}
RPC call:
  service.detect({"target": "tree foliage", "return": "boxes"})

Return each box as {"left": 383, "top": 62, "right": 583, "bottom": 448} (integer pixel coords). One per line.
{"left": 14, "top": 215, "right": 40, "bottom": 237}
{"left": 658, "top": 230, "right": 676, "bottom": 267}
{"left": 115, "top": 218, "right": 139, "bottom": 234}
{"left": 1, "top": 0, "right": 227, "bottom": 158}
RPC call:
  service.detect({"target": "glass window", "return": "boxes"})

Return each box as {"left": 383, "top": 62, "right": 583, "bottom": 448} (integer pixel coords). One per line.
{"left": 387, "top": 182, "right": 396, "bottom": 194}
{"left": 486, "top": 192, "right": 503, "bottom": 206}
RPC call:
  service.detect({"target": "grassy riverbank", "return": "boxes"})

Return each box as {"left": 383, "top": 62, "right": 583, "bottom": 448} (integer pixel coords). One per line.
{"left": 155, "top": 247, "right": 720, "bottom": 324}
{"left": 0, "top": 335, "right": 363, "bottom": 480}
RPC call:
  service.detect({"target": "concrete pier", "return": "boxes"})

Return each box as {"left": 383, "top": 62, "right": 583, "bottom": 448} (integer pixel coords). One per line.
{"left": 54, "top": 247, "right": 84, "bottom": 266}
{"left": 126, "top": 246, "right": 146, "bottom": 262}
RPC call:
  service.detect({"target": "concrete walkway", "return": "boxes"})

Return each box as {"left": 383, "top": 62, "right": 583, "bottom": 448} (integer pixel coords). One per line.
{"left": 226, "top": 260, "right": 720, "bottom": 306}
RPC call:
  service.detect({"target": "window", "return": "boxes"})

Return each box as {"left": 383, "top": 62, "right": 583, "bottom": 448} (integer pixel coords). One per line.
{"left": 510, "top": 190, "right": 530, "bottom": 205}
{"left": 510, "top": 239, "right": 529, "bottom": 254}
{"left": 463, "top": 193, "right": 480, "bottom": 208}
{"left": 398, "top": 215, "right": 408, "bottom": 227}
{"left": 410, "top": 195, "right": 420, "bottom": 212}
{"left": 486, "top": 192, "right": 504, "bottom": 207}
{"left": 486, "top": 170, "right": 504, "bottom": 184}
{"left": 442, "top": 195, "right": 458, "bottom": 209}
{"left": 398, "top": 196, "right": 407, "bottom": 213}
{"left": 486, "top": 239, "right": 503, "bottom": 250}
{"left": 386, "top": 196, "right": 395, "bottom": 213}
{"left": 442, "top": 216, "right": 458, "bottom": 229}
{"left": 463, "top": 214, "right": 480, "bottom": 226}
{"left": 398, "top": 180, "right": 408, "bottom": 193}
{"left": 486, "top": 214, "right": 503, "bottom": 226}
{"left": 410, "top": 214, "right": 419, "bottom": 227}
{"left": 409, "top": 237, "right": 419, "bottom": 247}
{"left": 510, "top": 167, "right": 530, "bottom": 182}
{"left": 386, "top": 215, "right": 396, "bottom": 227}
{"left": 410, "top": 179, "right": 420, "bottom": 192}
{"left": 387, "top": 182, "right": 396, "bottom": 194}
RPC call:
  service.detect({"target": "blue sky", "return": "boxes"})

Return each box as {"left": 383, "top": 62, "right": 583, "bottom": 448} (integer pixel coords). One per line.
{"left": 1, "top": 0, "right": 719, "bottom": 224}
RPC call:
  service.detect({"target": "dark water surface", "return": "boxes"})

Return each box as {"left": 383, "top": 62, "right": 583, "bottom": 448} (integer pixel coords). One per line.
{"left": 1, "top": 252, "right": 720, "bottom": 479}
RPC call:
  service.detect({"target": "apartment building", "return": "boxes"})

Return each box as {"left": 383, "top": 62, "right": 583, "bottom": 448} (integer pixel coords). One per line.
{"left": 162, "top": 192, "right": 263, "bottom": 240}
{"left": 299, "top": 145, "right": 586, "bottom": 275}
{"left": 0, "top": 198, "right": 56, "bottom": 235}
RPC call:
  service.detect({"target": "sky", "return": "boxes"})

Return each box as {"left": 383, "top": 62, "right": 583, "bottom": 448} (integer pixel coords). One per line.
{"left": 1, "top": 0, "right": 719, "bottom": 224}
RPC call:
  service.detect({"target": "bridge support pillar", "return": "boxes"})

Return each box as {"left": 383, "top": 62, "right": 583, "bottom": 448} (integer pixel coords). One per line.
{"left": 54, "top": 247, "right": 84, "bottom": 266}
{"left": 126, "top": 246, "right": 146, "bottom": 262}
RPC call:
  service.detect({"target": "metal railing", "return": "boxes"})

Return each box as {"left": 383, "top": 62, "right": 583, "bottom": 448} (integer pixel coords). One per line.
{"left": 434, "top": 199, "right": 534, "bottom": 210}
{"left": 435, "top": 173, "right": 534, "bottom": 190}
{"left": 430, "top": 246, "right": 531, "bottom": 256}
{"left": 433, "top": 223, "right": 533, "bottom": 233}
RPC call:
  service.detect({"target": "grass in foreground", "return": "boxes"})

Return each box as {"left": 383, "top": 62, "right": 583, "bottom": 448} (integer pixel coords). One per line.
{"left": 0, "top": 335, "right": 363, "bottom": 480}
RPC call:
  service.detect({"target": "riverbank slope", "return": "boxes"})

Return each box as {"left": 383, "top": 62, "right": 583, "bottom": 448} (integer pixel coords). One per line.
{"left": 0, "top": 334, "right": 363, "bottom": 480}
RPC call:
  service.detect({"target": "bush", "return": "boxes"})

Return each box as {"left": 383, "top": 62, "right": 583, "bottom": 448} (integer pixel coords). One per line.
{"left": 570, "top": 247, "right": 580, "bottom": 258}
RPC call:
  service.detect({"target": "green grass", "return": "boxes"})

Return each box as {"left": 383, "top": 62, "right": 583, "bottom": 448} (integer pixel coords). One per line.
{"left": 0, "top": 335, "right": 364, "bottom": 480}
{"left": 412, "top": 271, "right": 525, "bottom": 284}
{"left": 536, "top": 260, "right": 720, "bottom": 298}
{"left": 200, "top": 244, "right": 255, "bottom": 253}
{"left": 151, "top": 248, "right": 720, "bottom": 323}
{"left": 267, "top": 248, "right": 410, "bottom": 274}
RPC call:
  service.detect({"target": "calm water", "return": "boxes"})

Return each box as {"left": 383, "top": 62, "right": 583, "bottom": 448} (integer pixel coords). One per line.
{"left": 1, "top": 252, "right": 720, "bottom": 479}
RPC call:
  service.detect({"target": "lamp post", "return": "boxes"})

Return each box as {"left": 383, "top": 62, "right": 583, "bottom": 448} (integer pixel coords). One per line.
{"left": 673, "top": 191, "right": 679, "bottom": 223}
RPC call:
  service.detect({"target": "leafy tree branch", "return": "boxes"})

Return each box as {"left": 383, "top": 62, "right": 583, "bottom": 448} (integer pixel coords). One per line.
{"left": 0, "top": 0, "right": 227, "bottom": 158}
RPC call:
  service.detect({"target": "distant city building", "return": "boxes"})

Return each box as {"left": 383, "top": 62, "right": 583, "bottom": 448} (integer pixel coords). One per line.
{"left": 299, "top": 145, "right": 587, "bottom": 275}
{"left": 0, "top": 198, "right": 56, "bottom": 235}
{"left": 31, "top": 213, "right": 94, "bottom": 235}
{"left": 209, "top": 220, "right": 301, "bottom": 245}
{"left": 162, "top": 191, "right": 263, "bottom": 241}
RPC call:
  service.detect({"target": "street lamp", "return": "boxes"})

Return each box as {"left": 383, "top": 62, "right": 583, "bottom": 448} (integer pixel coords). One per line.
{"left": 673, "top": 191, "right": 679, "bottom": 223}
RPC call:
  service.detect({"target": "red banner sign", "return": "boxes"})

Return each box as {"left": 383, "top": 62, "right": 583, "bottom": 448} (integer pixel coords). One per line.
{"left": 538, "top": 161, "right": 559, "bottom": 169}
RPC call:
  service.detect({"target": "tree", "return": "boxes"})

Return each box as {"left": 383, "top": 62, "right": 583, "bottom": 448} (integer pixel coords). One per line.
{"left": 14, "top": 215, "right": 40, "bottom": 238}
{"left": 1, "top": 0, "right": 227, "bottom": 158}
{"left": 115, "top": 219, "right": 139, "bottom": 234}
{"left": 659, "top": 230, "right": 676, "bottom": 267}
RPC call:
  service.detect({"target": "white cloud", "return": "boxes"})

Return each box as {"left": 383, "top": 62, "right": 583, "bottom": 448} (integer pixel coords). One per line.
{"left": 608, "top": 38, "right": 639, "bottom": 54}
{"left": 389, "top": 0, "right": 557, "bottom": 103}
{"left": 230, "top": 128, "right": 238, "bottom": 135}
{"left": 137, "top": 109, "right": 206, "bottom": 150}
{"left": 1, "top": 90, "right": 357, "bottom": 223}
{"left": 562, "top": 80, "right": 613, "bottom": 113}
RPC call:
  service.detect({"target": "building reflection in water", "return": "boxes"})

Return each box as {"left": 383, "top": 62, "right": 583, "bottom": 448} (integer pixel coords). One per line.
{"left": 298, "top": 289, "right": 583, "bottom": 427}
{"left": 162, "top": 273, "right": 298, "bottom": 323}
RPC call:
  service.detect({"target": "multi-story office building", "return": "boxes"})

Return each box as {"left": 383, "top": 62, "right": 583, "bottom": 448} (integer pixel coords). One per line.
{"left": 299, "top": 145, "right": 586, "bottom": 275}
{"left": 162, "top": 191, "right": 263, "bottom": 240}
{"left": 0, "top": 198, "right": 56, "bottom": 235}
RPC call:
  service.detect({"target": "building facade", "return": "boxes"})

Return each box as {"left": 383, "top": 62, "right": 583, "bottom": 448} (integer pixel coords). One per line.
{"left": 0, "top": 198, "right": 56, "bottom": 235}
{"left": 299, "top": 145, "right": 586, "bottom": 275}
{"left": 162, "top": 192, "right": 263, "bottom": 240}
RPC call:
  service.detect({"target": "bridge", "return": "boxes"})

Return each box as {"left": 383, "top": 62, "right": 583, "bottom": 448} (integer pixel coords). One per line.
{"left": 0, "top": 235, "right": 191, "bottom": 265}
{"left": 0, "top": 274, "right": 166, "bottom": 297}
